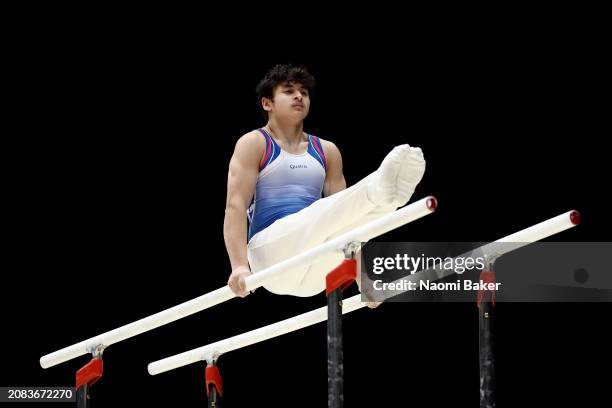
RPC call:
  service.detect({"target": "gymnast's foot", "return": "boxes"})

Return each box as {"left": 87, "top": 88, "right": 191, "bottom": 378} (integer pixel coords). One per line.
{"left": 367, "top": 144, "right": 426, "bottom": 207}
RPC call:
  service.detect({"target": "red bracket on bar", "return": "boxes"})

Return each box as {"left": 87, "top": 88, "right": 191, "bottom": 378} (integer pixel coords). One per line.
{"left": 476, "top": 270, "right": 497, "bottom": 308}
{"left": 205, "top": 365, "right": 223, "bottom": 397}
{"left": 326, "top": 259, "right": 357, "bottom": 296}
{"left": 76, "top": 358, "right": 103, "bottom": 389}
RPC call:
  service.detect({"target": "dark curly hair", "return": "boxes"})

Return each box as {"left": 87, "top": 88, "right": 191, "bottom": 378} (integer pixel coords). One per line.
{"left": 255, "top": 64, "right": 316, "bottom": 120}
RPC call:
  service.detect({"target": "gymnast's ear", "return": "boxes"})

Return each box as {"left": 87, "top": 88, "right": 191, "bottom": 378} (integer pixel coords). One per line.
{"left": 261, "top": 97, "right": 273, "bottom": 113}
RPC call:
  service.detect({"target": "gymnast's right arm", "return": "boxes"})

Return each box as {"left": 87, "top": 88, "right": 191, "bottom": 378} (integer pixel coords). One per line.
{"left": 224, "top": 132, "right": 264, "bottom": 297}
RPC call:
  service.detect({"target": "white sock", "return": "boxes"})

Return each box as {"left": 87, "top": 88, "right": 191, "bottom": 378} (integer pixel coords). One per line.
{"left": 367, "top": 145, "right": 425, "bottom": 207}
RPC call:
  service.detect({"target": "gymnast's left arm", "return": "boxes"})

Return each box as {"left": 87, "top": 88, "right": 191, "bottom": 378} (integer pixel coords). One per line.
{"left": 321, "top": 140, "right": 346, "bottom": 197}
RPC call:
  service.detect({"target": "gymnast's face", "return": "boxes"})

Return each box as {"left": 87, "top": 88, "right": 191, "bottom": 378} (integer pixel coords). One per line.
{"left": 265, "top": 81, "right": 310, "bottom": 122}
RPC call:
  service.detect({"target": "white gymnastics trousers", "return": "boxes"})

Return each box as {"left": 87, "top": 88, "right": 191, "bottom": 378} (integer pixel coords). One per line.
{"left": 247, "top": 172, "right": 404, "bottom": 297}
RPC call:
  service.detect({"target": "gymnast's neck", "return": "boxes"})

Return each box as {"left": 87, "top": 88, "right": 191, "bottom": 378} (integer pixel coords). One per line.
{"left": 266, "top": 118, "right": 306, "bottom": 146}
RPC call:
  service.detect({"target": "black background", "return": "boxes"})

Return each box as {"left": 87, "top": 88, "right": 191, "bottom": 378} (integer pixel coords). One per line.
{"left": 2, "top": 21, "right": 610, "bottom": 407}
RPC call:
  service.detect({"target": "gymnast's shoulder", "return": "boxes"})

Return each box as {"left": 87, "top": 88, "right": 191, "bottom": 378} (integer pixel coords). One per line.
{"left": 316, "top": 137, "right": 342, "bottom": 163}
{"left": 231, "top": 130, "right": 267, "bottom": 158}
